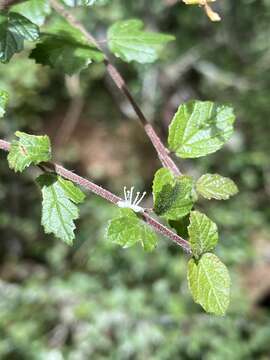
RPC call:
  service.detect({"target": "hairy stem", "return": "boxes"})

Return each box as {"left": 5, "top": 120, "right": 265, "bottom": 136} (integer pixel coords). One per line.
{"left": 49, "top": 0, "right": 181, "bottom": 176}
{"left": 0, "top": 139, "right": 191, "bottom": 254}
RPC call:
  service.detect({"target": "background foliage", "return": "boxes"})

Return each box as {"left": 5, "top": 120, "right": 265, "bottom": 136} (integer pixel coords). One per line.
{"left": 1, "top": 0, "right": 270, "bottom": 358}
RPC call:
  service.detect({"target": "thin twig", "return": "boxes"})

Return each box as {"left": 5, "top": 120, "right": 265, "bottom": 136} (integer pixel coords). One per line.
{"left": 0, "top": 139, "right": 191, "bottom": 254}
{"left": 49, "top": 0, "right": 181, "bottom": 176}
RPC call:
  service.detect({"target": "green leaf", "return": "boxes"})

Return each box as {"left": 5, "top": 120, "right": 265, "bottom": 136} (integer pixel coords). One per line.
{"left": 0, "top": 12, "right": 39, "bottom": 63}
{"left": 168, "top": 100, "right": 235, "bottom": 158}
{"left": 108, "top": 19, "right": 175, "bottom": 64}
{"left": 188, "top": 210, "right": 218, "bottom": 258}
{"left": 0, "top": 90, "right": 8, "bottom": 118}
{"left": 187, "top": 253, "right": 231, "bottom": 316}
{"left": 37, "top": 174, "right": 83, "bottom": 245}
{"left": 57, "top": 176, "right": 85, "bottom": 204}
{"left": 196, "top": 173, "right": 238, "bottom": 200}
{"left": 8, "top": 131, "right": 51, "bottom": 172}
{"left": 153, "top": 169, "right": 194, "bottom": 220}
{"left": 12, "top": 0, "right": 51, "bottom": 26}
{"left": 106, "top": 208, "right": 158, "bottom": 251}
{"left": 30, "top": 19, "right": 104, "bottom": 75}
{"left": 152, "top": 168, "right": 175, "bottom": 201}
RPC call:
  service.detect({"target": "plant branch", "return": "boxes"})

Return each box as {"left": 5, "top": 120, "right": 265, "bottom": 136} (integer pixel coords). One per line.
{"left": 0, "top": 138, "right": 191, "bottom": 254}
{"left": 49, "top": 0, "right": 181, "bottom": 176}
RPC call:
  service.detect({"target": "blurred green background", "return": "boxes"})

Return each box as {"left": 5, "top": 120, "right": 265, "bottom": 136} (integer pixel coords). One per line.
{"left": 1, "top": 0, "right": 270, "bottom": 359}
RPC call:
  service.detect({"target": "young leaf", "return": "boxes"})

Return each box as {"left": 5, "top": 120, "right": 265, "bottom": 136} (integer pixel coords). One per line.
{"left": 188, "top": 210, "right": 218, "bottom": 258}
{"left": 37, "top": 174, "right": 84, "bottom": 245}
{"left": 108, "top": 19, "right": 175, "bottom": 64}
{"left": 106, "top": 208, "right": 158, "bottom": 251}
{"left": 152, "top": 168, "right": 175, "bottom": 201}
{"left": 168, "top": 100, "right": 235, "bottom": 158}
{"left": 187, "top": 253, "right": 231, "bottom": 316}
{"left": 0, "top": 12, "right": 39, "bottom": 63}
{"left": 153, "top": 173, "right": 194, "bottom": 221}
{"left": 8, "top": 131, "right": 51, "bottom": 172}
{"left": 196, "top": 173, "right": 238, "bottom": 200}
{"left": 30, "top": 19, "right": 104, "bottom": 75}
{"left": 0, "top": 90, "right": 8, "bottom": 118}
{"left": 12, "top": 0, "right": 51, "bottom": 26}
{"left": 57, "top": 176, "right": 85, "bottom": 204}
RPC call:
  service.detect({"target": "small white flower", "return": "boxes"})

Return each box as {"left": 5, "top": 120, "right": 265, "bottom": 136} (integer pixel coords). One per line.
{"left": 117, "top": 186, "right": 146, "bottom": 213}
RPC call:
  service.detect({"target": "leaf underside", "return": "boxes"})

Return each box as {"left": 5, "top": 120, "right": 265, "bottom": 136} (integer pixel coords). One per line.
{"left": 106, "top": 208, "right": 158, "bottom": 251}
{"left": 37, "top": 174, "right": 84, "bottom": 245}
{"left": 188, "top": 210, "right": 218, "bottom": 258}
{"left": 187, "top": 253, "right": 231, "bottom": 316}
{"left": 196, "top": 173, "right": 238, "bottom": 200}
{"left": 108, "top": 19, "right": 175, "bottom": 64}
{"left": 12, "top": 0, "right": 51, "bottom": 26}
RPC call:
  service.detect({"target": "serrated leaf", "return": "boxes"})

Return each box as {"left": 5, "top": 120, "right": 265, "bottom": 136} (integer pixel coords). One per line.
{"left": 12, "top": 0, "right": 51, "bottom": 26}
{"left": 196, "top": 173, "right": 238, "bottom": 200}
{"left": 57, "top": 176, "right": 85, "bottom": 204}
{"left": 106, "top": 208, "right": 158, "bottom": 251}
{"left": 168, "top": 100, "right": 235, "bottom": 158}
{"left": 30, "top": 36, "right": 103, "bottom": 75}
{"left": 0, "top": 90, "right": 8, "bottom": 118}
{"left": 0, "top": 12, "right": 39, "bottom": 63}
{"left": 188, "top": 210, "right": 218, "bottom": 258}
{"left": 153, "top": 169, "right": 194, "bottom": 220}
{"left": 30, "top": 19, "right": 104, "bottom": 75}
{"left": 37, "top": 174, "right": 84, "bottom": 245}
{"left": 8, "top": 131, "right": 51, "bottom": 172}
{"left": 187, "top": 253, "right": 231, "bottom": 316}
{"left": 108, "top": 19, "right": 175, "bottom": 64}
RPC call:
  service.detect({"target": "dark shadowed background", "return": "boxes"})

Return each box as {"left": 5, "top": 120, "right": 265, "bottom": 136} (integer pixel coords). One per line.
{"left": 1, "top": 0, "right": 270, "bottom": 359}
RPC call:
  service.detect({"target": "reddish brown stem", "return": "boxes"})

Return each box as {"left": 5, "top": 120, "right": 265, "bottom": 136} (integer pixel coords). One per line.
{"left": 49, "top": 0, "right": 181, "bottom": 176}
{"left": 0, "top": 139, "right": 191, "bottom": 254}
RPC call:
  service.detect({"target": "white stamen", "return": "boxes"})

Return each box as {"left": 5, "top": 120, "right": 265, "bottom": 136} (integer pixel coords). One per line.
{"left": 135, "top": 191, "right": 146, "bottom": 206}
{"left": 117, "top": 187, "right": 146, "bottom": 213}
{"left": 130, "top": 186, "right": 134, "bottom": 202}
{"left": 133, "top": 191, "right": 140, "bottom": 205}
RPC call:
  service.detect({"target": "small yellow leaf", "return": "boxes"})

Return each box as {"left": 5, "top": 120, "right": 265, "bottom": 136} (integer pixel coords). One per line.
{"left": 182, "top": 0, "right": 215, "bottom": 5}
{"left": 182, "top": 0, "right": 221, "bottom": 22}
{"left": 183, "top": 0, "right": 202, "bottom": 4}
{"left": 204, "top": 2, "right": 221, "bottom": 21}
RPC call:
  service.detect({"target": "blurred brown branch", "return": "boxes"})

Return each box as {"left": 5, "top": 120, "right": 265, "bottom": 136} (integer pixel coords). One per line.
{"left": 49, "top": 0, "right": 181, "bottom": 176}
{"left": 0, "top": 0, "right": 24, "bottom": 9}
{"left": 55, "top": 75, "right": 84, "bottom": 148}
